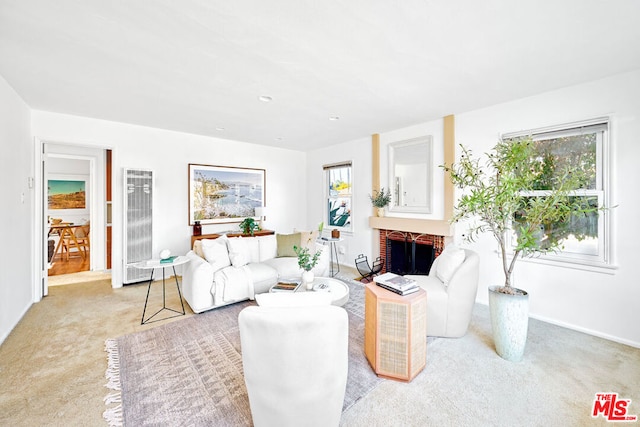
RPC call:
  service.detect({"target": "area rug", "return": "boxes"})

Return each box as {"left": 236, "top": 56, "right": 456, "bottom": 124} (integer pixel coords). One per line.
{"left": 104, "top": 277, "right": 383, "bottom": 426}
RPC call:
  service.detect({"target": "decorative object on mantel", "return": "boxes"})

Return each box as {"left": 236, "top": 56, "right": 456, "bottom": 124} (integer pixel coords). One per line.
{"left": 369, "top": 187, "right": 392, "bottom": 217}
{"left": 443, "top": 136, "right": 605, "bottom": 362}
{"left": 294, "top": 241, "right": 322, "bottom": 290}
{"left": 331, "top": 229, "right": 340, "bottom": 239}
{"left": 192, "top": 221, "right": 202, "bottom": 236}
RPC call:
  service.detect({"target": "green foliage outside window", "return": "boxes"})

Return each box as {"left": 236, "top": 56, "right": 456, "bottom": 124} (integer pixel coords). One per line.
{"left": 443, "top": 136, "right": 601, "bottom": 292}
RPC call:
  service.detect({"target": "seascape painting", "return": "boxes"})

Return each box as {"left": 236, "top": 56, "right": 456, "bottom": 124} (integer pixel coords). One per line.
{"left": 48, "top": 179, "right": 86, "bottom": 209}
{"left": 189, "top": 164, "right": 265, "bottom": 224}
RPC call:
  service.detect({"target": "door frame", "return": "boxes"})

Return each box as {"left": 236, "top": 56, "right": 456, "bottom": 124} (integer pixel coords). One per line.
{"left": 33, "top": 138, "right": 115, "bottom": 300}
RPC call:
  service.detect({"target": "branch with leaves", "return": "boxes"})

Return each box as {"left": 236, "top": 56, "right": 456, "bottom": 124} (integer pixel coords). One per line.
{"left": 442, "top": 137, "right": 600, "bottom": 293}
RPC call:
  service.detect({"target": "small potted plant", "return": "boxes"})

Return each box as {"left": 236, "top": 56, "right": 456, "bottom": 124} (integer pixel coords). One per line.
{"left": 238, "top": 217, "right": 260, "bottom": 236}
{"left": 369, "top": 187, "right": 392, "bottom": 217}
{"left": 294, "top": 240, "right": 322, "bottom": 289}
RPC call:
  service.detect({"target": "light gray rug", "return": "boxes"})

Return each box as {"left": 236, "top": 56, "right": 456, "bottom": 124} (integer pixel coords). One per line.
{"left": 104, "top": 278, "right": 383, "bottom": 426}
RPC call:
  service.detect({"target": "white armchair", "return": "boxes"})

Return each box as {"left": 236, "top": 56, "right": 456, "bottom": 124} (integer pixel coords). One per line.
{"left": 238, "top": 302, "right": 348, "bottom": 427}
{"left": 405, "top": 248, "right": 479, "bottom": 338}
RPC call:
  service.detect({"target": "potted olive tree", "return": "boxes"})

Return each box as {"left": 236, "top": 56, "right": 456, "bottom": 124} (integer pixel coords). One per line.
{"left": 369, "top": 187, "right": 392, "bottom": 217}
{"left": 443, "top": 136, "right": 599, "bottom": 361}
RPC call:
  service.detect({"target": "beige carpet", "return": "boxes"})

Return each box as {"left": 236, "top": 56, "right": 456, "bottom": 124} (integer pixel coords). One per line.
{"left": 1, "top": 273, "right": 639, "bottom": 426}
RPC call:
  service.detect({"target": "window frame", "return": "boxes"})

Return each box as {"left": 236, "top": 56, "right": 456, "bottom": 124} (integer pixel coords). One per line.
{"left": 323, "top": 161, "right": 353, "bottom": 234}
{"left": 502, "top": 118, "right": 614, "bottom": 271}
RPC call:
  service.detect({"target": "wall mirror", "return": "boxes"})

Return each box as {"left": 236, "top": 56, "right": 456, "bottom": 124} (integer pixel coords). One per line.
{"left": 388, "top": 136, "right": 432, "bottom": 214}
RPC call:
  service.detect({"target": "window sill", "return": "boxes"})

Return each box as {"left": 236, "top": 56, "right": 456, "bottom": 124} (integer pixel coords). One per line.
{"left": 505, "top": 251, "right": 618, "bottom": 275}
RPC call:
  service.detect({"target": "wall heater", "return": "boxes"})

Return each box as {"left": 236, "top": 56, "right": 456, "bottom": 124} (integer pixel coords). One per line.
{"left": 123, "top": 168, "right": 153, "bottom": 284}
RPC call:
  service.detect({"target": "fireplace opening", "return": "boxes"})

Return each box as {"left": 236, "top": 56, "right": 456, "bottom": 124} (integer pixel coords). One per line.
{"left": 386, "top": 232, "right": 435, "bottom": 276}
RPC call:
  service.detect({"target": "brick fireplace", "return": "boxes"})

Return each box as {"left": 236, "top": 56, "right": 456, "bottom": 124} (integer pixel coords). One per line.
{"left": 378, "top": 229, "right": 445, "bottom": 275}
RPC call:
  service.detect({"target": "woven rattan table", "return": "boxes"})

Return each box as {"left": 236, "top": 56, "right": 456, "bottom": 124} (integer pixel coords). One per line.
{"left": 364, "top": 282, "right": 427, "bottom": 382}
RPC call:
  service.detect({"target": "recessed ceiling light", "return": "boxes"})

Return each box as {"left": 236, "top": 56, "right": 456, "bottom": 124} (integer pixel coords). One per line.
{"left": 215, "top": 127, "right": 225, "bottom": 131}
{"left": 329, "top": 116, "right": 340, "bottom": 121}
{"left": 258, "top": 95, "right": 273, "bottom": 103}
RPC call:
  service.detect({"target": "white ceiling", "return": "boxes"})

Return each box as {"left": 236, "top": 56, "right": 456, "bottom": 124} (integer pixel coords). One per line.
{"left": 1, "top": 0, "right": 639, "bottom": 151}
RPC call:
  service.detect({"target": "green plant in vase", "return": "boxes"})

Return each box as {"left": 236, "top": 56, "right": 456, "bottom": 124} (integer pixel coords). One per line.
{"left": 369, "top": 187, "right": 392, "bottom": 217}
{"left": 294, "top": 240, "right": 322, "bottom": 289}
{"left": 238, "top": 217, "right": 261, "bottom": 236}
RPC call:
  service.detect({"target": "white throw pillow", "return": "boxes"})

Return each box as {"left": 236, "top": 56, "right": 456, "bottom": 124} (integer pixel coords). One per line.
{"left": 227, "top": 237, "right": 251, "bottom": 267}
{"left": 258, "top": 235, "right": 278, "bottom": 261}
{"left": 255, "top": 292, "right": 332, "bottom": 307}
{"left": 244, "top": 238, "right": 261, "bottom": 263}
{"left": 201, "top": 237, "right": 231, "bottom": 272}
{"left": 436, "top": 246, "right": 466, "bottom": 284}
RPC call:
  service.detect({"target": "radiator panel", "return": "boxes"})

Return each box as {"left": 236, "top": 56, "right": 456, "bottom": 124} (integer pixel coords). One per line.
{"left": 123, "top": 169, "right": 153, "bottom": 284}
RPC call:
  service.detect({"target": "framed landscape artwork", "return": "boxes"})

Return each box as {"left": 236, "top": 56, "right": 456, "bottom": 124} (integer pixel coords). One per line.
{"left": 48, "top": 179, "right": 86, "bottom": 210}
{"left": 188, "top": 164, "right": 265, "bottom": 225}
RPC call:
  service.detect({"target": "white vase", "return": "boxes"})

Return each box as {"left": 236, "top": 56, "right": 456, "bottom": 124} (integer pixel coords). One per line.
{"left": 302, "top": 270, "right": 315, "bottom": 290}
{"left": 376, "top": 207, "right": 385, "bottom": 217}
{"left": 488, "top": 286, "right": 529, "bottom": 362}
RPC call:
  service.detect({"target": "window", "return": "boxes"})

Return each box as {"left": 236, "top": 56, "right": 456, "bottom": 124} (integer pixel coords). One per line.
{"left": 504, "top": 118, "right": 611, "bottom": 267}
{"left": 324, "top": 162, "right": 352, "bottom": 232}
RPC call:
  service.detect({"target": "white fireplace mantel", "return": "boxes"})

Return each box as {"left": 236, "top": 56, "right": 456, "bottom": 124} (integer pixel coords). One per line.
{"left": 368, "top": 216, "right": 453, "bottom": 237}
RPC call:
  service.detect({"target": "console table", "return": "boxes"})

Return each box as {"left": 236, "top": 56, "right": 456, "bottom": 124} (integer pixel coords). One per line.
{"left": 191, "top": 229, "right": 274, "bottom": 247}
{"left": 364, "top": 282, "right": 427, "bottom": 382}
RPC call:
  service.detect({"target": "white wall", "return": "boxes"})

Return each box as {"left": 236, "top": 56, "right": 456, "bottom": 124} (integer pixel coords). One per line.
{"left": 0, "top": 76, "right": 33, "bottom": 345}
{"left": 454, "top": 70, "right": 640, "bottom": 347}
{"left": 32, "top": 111, "right": 308, "bottom": 288}
{"left": 330, "top": 70, "right": 639, "bottom": 346}
{"left": 306, "top": 136, "right": 372, "bottom": 268}
{"left": 306, "top": 119, "right": 449, "bottom": 269}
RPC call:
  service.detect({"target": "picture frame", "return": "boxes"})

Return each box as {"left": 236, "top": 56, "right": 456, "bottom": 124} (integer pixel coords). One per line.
{"left": 48, "top": 177, "right": 87, "bottom": 210}
{"left": 188, "top": 164, "right": 265, "bottom": 225}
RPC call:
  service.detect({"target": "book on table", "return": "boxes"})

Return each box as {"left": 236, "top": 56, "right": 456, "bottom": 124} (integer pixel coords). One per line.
{"left": 160, "top": 256, "right": 178, "bottom": 264}
{"left": 271, "top": 279, "right": 301, "bottom": 292}
{"left": 375, "top": 281, "right": 420, "bottom": 296}
{"left": 374, "top": 272, "right": 417, "bottom": 290}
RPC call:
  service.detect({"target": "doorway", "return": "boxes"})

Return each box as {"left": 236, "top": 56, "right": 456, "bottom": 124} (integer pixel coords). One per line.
{"left": 38, "top": 142, "right": 113, "bottom": 292}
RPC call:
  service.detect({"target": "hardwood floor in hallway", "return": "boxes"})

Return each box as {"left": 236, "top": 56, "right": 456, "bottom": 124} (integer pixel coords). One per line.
{"left": 48, "top": 250, "right": 90, "bottom": 276}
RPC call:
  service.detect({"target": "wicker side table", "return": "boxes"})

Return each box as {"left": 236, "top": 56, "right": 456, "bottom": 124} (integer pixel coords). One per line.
{"left": 364, "top": 282, "right": 427, "bottom": 382}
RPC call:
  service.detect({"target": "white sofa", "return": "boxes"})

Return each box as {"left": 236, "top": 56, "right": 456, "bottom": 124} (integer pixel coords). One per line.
{"left": 182, "top": 233, "right": 330, "bottom": 313}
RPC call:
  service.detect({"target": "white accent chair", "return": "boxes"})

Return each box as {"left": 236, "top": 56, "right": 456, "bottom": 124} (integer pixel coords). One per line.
{"left": 238, "top": 300, "right": 348, "bottom": 427}
{"left": 405, "top": 249, "right": 479, "bottom": 338}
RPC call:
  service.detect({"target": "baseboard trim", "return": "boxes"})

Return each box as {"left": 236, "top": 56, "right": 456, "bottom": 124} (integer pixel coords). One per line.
{"left": 0, "top": 302, "right": 32, "bottom": 346}
{"left": 475, "top": 301, "right": 640, "bottom": 349}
